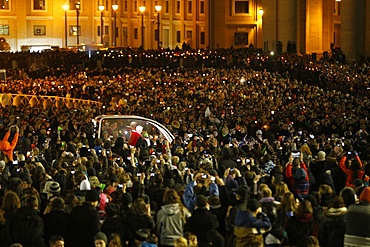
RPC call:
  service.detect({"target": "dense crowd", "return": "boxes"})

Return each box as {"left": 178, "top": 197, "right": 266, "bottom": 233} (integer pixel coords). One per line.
{"left": 0, "top": 49, "right": 369, "bottom": 247}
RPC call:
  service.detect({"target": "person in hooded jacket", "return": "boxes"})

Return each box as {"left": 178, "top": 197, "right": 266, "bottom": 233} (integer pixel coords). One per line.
{"left": 156, "top": 189, "right": 190, "bottom": 247}
{"left": 319, "top": 196, "right": 347, "bottom": 247}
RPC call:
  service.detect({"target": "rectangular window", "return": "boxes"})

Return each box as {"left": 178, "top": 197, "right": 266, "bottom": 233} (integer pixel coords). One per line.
{"left": 165, "top": 1, "right": 169, "bottom": 13}
{"left": 124, "top": 1, "right": 128, "bottom": 12}
{"left": 0, "top": 0, "right": 10, "bottom": 10}
{"left": 334, "top": 2, "right": 341, "bottom": 16}
{"left": 234, "top": 1, "right": 249, "bottom": 14}
{"left": 200, "top": 1, "right": 205, "bottom": 14}
{"left": 0, "top": 25, "right": 9, "bottom": 35}
{"left": 34, "top": 0, "right": 46, "bottom": 10}
{"left": 134, "top": 28, "right": 138, "bottom": 39}
{"left": 134, "top": 1, "right": 137, "bottom": 12}
{"left": 105, "top": 25, "right": 109, "bottom": 35}
{"left": 123, "top": 27, "right": 128, "bottom": 37}
{"left": 176, "top": 1, "right": 180, "bottom": 13}
{"left": 187, "top": 30, "right": 192, "bottom": 38}
{"left": 188, "top": 1, "right": 192, "bottom": 14}
{"left": 200, "top": 32, "right": 205, "bottom": 44}
{"left": 98, "top": 26, "right": 101, "bottom": 36}
{"left": 176, "top": 31, "right": 181, "bottom": 43}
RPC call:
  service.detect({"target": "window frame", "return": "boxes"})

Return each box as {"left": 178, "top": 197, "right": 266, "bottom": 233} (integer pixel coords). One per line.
{"left": 0, "top": 0, "right": 10, "bottom": 11}
{"left": 32, "top": 0, "right": 47, "bottom": 11}
{"left": 232, "top": 0, "right": 250, "bottom": 15}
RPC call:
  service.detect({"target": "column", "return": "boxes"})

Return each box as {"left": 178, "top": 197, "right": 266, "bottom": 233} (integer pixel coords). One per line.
{"left": 277, "top": 0, "right": 297, "bottom": 52}
{"left": 306, "top": 0, "right": 323, "bottom": 54}
{"left": 341, "top": 0, "right": 359, "bottom": 60}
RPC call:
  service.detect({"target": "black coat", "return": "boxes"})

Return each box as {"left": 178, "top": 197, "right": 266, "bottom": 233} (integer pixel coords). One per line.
{"left": 68, "top": 202, "right": 100, "bottom": 247}
{"left": 42, "top": 209, "right": 70, "bottom": 245}
{"left": 101, "top": 216, "right": 127, "bottom": 245}
{"left": 125, "top": 213, "right": 155, "bottom": 246}
{"left": 319, "top": 207, "right": 346, "bottom": 247}
{"left": 184, "top": 208, "right": 219, "bottom": 247}
{"left": 10, "top": 206, "right": 45, "bottom": 247}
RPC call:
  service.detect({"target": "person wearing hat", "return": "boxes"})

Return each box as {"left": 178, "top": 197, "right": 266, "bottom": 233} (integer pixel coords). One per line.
{"left": 128, "top": 125, "right": 143, "bottom": 148}
{"left": 344, "top": 187, "right": 370, "bottom": 247}
{"left": 69, "top": 189, "right": 101, "bottom": 247}
{"left": 94, "top": 232, "right": 108, "bottom": 247}
{"left": 234, "top": 199, "right": 271, "bottom": 246}
{"left": 310, "top": 151, "right": 327, "bottom": 191}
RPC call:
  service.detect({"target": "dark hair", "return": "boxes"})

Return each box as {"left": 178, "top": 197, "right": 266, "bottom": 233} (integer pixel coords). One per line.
{"left": 49, "top": 235, "right": 64, "bottom": 245}
{"left": 131, "top": 198, "right": 149, "bottom": 215}
{"left": 292, "top": 158, "right": 300, "bottom": 168}
{"left": 25, "top": 195, "right": 38, "bottom": 208}
{"left": 50, "top": 197, "right": 65, "bottom": 211}
{"left": 331, "top": 196, "right": 345, "bottom": 208}
{"left": 195, "top": 195, "right": 208, "bottom": 208}
{"left": 340, "top": 187, "right": 356, "bottom": 208}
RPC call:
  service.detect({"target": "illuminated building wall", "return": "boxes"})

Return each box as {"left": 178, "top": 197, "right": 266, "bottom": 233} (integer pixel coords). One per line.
{"left": 0, "top": 0, "right": 368, "bottom": 59}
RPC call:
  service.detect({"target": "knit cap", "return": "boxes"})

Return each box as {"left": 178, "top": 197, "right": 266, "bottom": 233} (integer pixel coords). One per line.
{"left": 94, "top": 232, "right": 107, "bottom": 244}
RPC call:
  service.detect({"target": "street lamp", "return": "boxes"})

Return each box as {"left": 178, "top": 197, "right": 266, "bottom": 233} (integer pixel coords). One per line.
{"left": 75, "top": 1, "right": 81, "bottom": 45}
{"left": 98, "top": 3, "right": 105, "bottom": 45}
{"left": 139, "top": 5, "right": 146, "bottom": 49}
{"left": 62, "top": 4, "right": 69, "bottom": 47}
{"left": 112, "top": 2, "right": 119, "bottom": 47}
{"left": 155, "top": 4, "right": 162, "bottom": 50}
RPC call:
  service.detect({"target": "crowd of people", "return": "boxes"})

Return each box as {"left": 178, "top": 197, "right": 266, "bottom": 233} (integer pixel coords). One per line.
{"left": 0, "top": 48, "right": 369, "bottom": 247}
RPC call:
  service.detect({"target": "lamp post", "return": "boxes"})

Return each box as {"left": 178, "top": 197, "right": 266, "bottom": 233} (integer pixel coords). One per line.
{"left": 139, "top": 5, "right": 146, "bottom": 49}
{"left": 112, "top": 2, "right": 119, "bottom": 47}
{"left": 62, "top": 4, "right": 69, "bottom": 47}
{"left": 155, "top": 4, "right": 162, "bottom": 50}
{"left": 98, "top": 3, "right": 104, "bottom": 45}
{"left": 75, "top": 1, "right": 81, "bottom": 45}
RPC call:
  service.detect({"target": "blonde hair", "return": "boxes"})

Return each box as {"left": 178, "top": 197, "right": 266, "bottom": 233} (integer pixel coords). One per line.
{"left": 174, "top": 237, "right": 188, "bottom": 247}
{"left": 319, "top": 184, "right": 333, "bottom": 196}
{"left": 2, "top": 191, "right": 21, "bottom": 211}
{"left": 184, "top": 232, "right": 198, "bottom": 247}
{"left": 300, "top": 144, "right": 312, "bottom": 155}
{"left": 274, "top": 182, "right": 290, "bottom": 199}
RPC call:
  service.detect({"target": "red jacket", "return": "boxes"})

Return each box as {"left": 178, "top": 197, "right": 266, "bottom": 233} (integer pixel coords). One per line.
{"left": 286, "top": 162, "right": 310, "bottom": 196}
{"left": 0, "top": 131, "right": 19, "bottom": 161}
{"left": 128, "top": 130, "right": 141, "bottom": 147}
{"left": 339, "top": 155, "right": 364, "bottom": 188}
